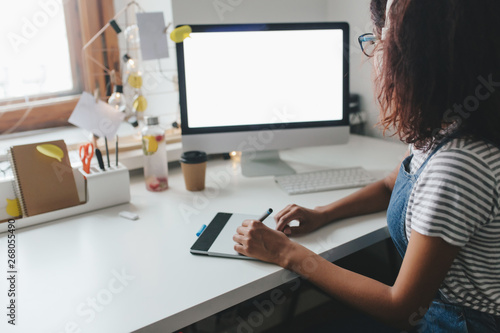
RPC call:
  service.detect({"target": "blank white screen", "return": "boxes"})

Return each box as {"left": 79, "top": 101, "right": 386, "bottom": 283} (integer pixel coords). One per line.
{"left": 183, "top": 29, "right": 344, "bottom": 128}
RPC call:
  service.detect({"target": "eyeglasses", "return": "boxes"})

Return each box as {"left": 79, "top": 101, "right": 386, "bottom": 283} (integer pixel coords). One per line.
{"left": 358, "top": 33, "right": 379, "bottom": 57}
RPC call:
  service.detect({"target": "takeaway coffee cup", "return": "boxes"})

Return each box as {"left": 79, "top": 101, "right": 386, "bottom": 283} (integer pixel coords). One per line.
{"left": 180, "top": 151, "right": 208, "bottom": 191}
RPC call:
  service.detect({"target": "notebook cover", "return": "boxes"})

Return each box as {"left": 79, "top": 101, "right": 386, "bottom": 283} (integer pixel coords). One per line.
{"left": 10, "top": 140, "right": 81, "bottom": 217}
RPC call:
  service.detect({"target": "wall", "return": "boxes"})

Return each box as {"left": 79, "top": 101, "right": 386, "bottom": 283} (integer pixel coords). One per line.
{"left": 115, "top": 0, "right": 394, "bottom": 140}
{"left": 131, "top": 0, "right": 330, "bottom": 130}
{"left": 113, "top": 0, "right": 179, "bottom": 127}
{"left": 171, "top": 0, "right": 394, "bottom": 140}
{"left": 112, "top": 0, "right": 330, "bottom": 129}
{"left": 327, "top": 0, "right": 386, "bottom": 139}
{"left": 171, "top": 0, "right": 328, "bottom": 25}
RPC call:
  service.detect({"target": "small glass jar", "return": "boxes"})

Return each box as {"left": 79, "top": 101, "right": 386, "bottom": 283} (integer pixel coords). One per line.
{"left": 142, "top": 116, "right": 168, "bottom": 192}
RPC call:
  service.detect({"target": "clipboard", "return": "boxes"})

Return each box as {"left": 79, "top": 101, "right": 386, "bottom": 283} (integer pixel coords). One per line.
{"left": 190, "top": 212, "right": 274, "bottom": 260}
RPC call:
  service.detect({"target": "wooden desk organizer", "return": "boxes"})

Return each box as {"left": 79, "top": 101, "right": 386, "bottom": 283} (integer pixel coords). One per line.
{"left": 0, "top": 163, "right": 130, "bottom": 233}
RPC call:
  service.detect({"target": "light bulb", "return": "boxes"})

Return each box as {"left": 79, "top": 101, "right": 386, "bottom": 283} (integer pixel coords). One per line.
{"left": 123, "top": 54, "right": 142, "bottom": 74}
{"left": 108, "top": 85, "right": 126, "bottom": 113}
{"left": 122, "top": 54, "right": 143, "bottom": 89}
{"left": 126, "top": 58, "right": 139, "bottom": 74}
{"left": 125, "top": 25, "right": 140, "bottom": 45}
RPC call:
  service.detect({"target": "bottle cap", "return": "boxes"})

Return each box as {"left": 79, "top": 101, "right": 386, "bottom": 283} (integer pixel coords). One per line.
{"left": 114, "top": 85, "right": 123, "bottom": 93}
{"left": 180, "top": 151, "right": 208, "bottom": 164}
{"left": 145, "top": 116, "right": 159, "bottom": 126}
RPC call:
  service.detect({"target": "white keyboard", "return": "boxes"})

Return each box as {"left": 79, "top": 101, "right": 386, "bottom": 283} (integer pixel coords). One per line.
{"left": 275, "top": 167, "right": 377, "bottom": 195}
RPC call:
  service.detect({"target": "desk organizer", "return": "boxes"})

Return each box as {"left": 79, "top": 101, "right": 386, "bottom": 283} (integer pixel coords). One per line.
{"left": 0, "top": 163, "right": 130, "bottom": 233}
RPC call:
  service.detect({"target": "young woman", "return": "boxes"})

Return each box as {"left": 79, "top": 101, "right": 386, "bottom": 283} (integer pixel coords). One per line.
{"left": 233, "top": 0, "right": 500, "bottom": 331}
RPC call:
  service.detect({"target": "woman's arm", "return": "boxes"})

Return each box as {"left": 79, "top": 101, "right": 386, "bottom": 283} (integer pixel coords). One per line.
{"left": 234, "top": 224, "right": 460, "bottom": 330}
{"left": 275, "top": 151, "right": 407, "bottom": 235}
{"left": 284, "top": 231, "right": 459, "bottom": 329}
{"left": 316, "top": 164, "right": 399, "bottom": 222}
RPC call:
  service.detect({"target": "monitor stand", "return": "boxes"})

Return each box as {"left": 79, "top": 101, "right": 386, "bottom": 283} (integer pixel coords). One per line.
{"left": 241, "top": 150, "right": 296, "bottom": 177}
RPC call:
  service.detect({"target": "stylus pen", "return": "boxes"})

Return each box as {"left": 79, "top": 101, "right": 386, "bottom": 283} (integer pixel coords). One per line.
{"left": 105, "top": 137, "right": 110, "bottom": 168}
{"left": 258, "top": 208, "right": 273, "bottom": 222}
{"left": 115, "top": 135, "right": 119, "bottom": 166}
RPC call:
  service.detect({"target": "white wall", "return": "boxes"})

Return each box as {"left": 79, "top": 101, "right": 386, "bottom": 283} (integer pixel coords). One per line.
{"left": 165, "top": 0, "right": 330, "bottom": 129}
{"left": 171, "top": 0, "right": 329, "bottom": 25}
{"left": 112, "top": 0, "right": 331, "bottom": 129}
{"left": 326, "top": 0, "right": 386, "bottom": 139}
{"left": 113, "top": 0, "right": 179, "bottom": 128}
{"left": 171, "top": 0, "right": 393, "bottom": 140}
{"left": 113, "top": 0, "right": 391, "bottom": 140}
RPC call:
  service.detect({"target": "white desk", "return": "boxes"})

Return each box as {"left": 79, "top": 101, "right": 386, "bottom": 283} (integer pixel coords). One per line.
{"left": 0, "top": 135, "right": 406, "bottom": 333}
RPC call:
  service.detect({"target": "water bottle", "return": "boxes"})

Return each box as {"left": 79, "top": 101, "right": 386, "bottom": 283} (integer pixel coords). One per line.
{"left": 142, "top": 116, "right": 168, "bottom": 192}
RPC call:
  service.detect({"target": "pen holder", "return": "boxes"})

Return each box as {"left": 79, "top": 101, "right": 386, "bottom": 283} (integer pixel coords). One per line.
{"left": 0, "top": 163, "right": 130, "bottom": 233}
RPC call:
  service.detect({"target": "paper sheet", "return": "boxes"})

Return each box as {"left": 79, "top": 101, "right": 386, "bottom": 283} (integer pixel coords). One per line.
{"left": 136, "top": 12, "right": 169, "bottom": 60}
{"left": 68, "top": 92, "right": 125, "bottom": 140}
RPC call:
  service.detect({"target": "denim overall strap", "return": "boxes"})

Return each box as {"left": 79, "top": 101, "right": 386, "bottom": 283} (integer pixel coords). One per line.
{"left": 387, "top": 138, "right": 451, "bottom": 257}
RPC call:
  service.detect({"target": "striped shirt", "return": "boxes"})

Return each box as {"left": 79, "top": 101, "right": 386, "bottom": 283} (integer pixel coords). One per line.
{"left": 406, "top": 137, "right": 500, "bottom": 315}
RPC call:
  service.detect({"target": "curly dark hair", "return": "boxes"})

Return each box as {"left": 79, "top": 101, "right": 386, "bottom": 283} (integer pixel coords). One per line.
{"left": 371, "top": 0, "right": 500, "bottom": 150}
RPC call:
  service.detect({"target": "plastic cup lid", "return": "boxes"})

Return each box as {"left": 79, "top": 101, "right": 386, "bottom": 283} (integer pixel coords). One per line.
{"left": 180, "top": 151, "right": 207, "bottom": 164}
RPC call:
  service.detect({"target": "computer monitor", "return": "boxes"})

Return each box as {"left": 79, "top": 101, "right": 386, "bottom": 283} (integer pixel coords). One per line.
{"left": 176, "top": 22, "right": 350, "bottom": 177}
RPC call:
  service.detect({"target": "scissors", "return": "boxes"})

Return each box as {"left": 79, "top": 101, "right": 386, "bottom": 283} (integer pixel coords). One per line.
{"left": 79, "top": 143, "right": 94, "bottom": 174}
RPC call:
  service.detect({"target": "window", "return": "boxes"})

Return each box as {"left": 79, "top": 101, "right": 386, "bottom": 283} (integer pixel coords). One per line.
{"left": 0, "top": 0, "right": 118, "bottom": 134}
{"left": 1, "top": 1, "right": 76, "bottom": 101}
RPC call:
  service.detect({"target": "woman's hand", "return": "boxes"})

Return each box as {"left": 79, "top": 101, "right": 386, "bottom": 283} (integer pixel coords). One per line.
{"left": 274, "top": 204, "right": 329, "bottom": 236}
{"left": 233, "top": 219, "right": 295, "bottom": 266}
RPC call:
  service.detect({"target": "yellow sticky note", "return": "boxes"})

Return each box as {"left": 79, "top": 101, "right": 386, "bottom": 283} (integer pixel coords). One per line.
{"left": 170, "top": 25, "right": 192, "bottom": 43}
{"left": 36, "top": 144, "right": 64, "bottom": 162}
{"left": 6, "top": 198, "right": 21, "bottom": 217}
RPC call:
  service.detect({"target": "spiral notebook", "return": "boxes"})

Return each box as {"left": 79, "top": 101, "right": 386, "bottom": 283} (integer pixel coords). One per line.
{"left": 9, "top": 140, "right": 81, "bottom": 217}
